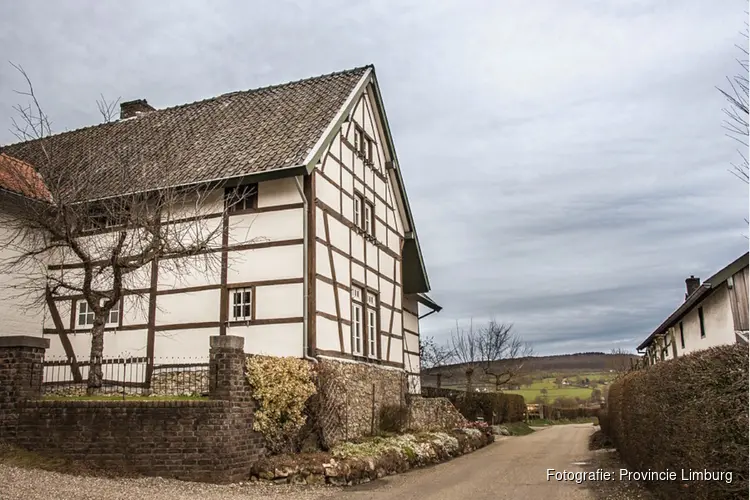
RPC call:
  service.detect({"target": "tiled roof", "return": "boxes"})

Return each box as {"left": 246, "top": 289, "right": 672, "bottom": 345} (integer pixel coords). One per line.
{"left": 0, "top": 153, "right": 51, "bottom": 201}
{"left": 1, "top": 66, "right": 370, "bottom": 201}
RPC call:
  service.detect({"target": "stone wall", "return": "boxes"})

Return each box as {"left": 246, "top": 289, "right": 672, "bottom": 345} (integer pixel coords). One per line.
{"left": 314, "top": 358, "right": 407, "bottom": 445}
{"left": 0, "top": 335, "right": 264, "bottom": 483}
{"left": 405, "top": 395, "right": 466, "bottom": 432}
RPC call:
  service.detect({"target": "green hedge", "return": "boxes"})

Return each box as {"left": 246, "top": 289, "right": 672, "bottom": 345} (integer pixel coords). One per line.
{"left": 603, "top": 344, "right": 748, "bottom": 500}
{"left": 421, "top": 387, "right": 525, "bottom": 423}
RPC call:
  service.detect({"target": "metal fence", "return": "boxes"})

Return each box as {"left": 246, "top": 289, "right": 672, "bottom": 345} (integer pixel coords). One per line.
{"left": 42, "top": 356, "right": 210, "bottom": 397}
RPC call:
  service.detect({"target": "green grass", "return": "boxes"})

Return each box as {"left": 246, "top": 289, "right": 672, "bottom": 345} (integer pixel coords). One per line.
{"left": 504, "top": 422, "right": 535, "bottom": 436}
{"left": 42, "top": 395, "right": 206, "bottom": 401}
{"left": 528, "top": 417, "right": 597, "bottom": 426}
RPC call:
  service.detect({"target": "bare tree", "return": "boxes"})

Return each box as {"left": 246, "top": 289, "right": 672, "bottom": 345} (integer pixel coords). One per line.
{"left": 419, "top": 335, "right": 454, "bottom": 388}
{"left": 448, "top": 319, "right": 484, "bottom": 392}
{"left": 477, "top": 320, "right": 533, "bottom": 392}
{"left": 717, "top": 18, "right": 749, "bottom": 184}
{"left": 1, "top": 65, "right": 244, "bottom": 392}
{"left": 607, "top": 348, "right": 634, "bottom": 375}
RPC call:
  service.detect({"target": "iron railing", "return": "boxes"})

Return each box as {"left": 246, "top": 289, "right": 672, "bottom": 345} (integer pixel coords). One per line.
{"left": 42, "top": 356, "right": 210, "bottom": 397}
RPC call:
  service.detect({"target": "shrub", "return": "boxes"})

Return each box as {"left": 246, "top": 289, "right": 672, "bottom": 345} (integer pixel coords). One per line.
{"left": 245, "top": 355, "right": 317, "bottom": 454}
{"left": 421, "top": 387, "right": 526, "bottom": 423}
{"left": 605, "top": 344, "right": 748, "bottom": 500}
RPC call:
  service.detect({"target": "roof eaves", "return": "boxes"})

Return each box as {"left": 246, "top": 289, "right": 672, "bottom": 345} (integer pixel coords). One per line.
{"left": 301, "top": 66, "right": 374, "bottom": 172}
{"left": 637, "top": 284, "right": 711, "bottom": 351}
{"left": 367, "top": 69, "right": 432, "bottom": 292}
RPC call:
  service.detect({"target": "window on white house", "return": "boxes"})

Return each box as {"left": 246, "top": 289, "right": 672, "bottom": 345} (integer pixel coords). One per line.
{"left": 354, "top": 194, "right": 365, "bottom": 230}
{"left": 226, "top": 184, "right": 258, "bottom": 212}
{"left": 77, "top": 300, "right": 119, "bottom": 327}
{"left": 230, "top": 288, "right": 252, "bottom": 320}
{"left": 108, "top": 301, "right": 120, "bottom": 325}
{"left": 698, "top": 307, "right": 706, "bottom": 338}
{"left": 78, "top": 301, "right": 94, "bottom": 327}
{"left": 679, "top": 322, "right": 685, "bottom": 349}
{"left": 352, "top": 302, "right": 363, "bottom": 355}
{"left": 364, "top": 202, "right": 374, "bottom": 236}
{"left": 368, "top": 308, "right": 377, "bottom": 358}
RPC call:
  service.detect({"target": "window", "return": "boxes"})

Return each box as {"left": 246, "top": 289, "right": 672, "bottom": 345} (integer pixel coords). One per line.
{"left": 76, "top": 299, "right": 119, "bottom": 327}
{"left": 354, "top": 194, "right": 364, "bottom": 230}
{"left": 367, "top": 307, "right": 377, "bottom": 358}
{"left": 679, "top": 322, "right": 685, "bottom": 349}
{"left": 354, "top": 126, "right": 373, "bottom": 163}
{"left": 77, "top": 301, "right": 94, "bottom": 327}
{"left": 108, "top": 301, "right": 120, "bottom": 325}
{"left": 351, "top": 285, "right": 379, "bottom": 359}
{"left": 226, "top": 184, "right": 258, "bottom": 212}
{"left": 364, "top": 202, "right": 374, "bottom": 236}
{"left": 352, "top": 303, "right": 363, "bottom": 355}
{"left": 698, "top": 307, "right": 706, "bottom": 338}
{"left": 230, "top": 288, "right": 252, "bottom": 321}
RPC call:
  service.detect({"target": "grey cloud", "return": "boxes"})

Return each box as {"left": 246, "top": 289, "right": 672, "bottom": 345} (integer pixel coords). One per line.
{"left": 1, "top": 0, "right": 747, "bottom": 356}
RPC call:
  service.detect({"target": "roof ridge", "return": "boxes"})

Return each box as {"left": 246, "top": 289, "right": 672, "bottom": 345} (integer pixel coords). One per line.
{"left": 1, "top": 64, "right": 374, "bottom": 150}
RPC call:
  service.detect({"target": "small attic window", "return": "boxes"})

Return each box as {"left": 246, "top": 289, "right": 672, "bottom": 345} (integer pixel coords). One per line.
{"left": 226, "top": 184, "right": 258, "bottom": 212}
{"left": 354, "top": 126, "right": 373, "bottom": 164}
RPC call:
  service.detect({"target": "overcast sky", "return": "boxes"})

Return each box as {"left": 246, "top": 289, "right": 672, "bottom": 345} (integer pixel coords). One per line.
{"left": 1, "top": 1, "right": 748, "bottom": 355}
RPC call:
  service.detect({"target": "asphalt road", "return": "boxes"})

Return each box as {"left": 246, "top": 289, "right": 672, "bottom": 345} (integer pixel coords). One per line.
{"left": 321, "top": 424, "right": 601, "bottom": 500}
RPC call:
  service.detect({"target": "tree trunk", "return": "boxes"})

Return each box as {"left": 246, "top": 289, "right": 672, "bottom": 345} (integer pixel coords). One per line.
{"left": 465, "top": 368, "right": 474, "bottom": 393}
{"left": 436, "top": 373, "right": 442, "bottom": 389}
{"left": 87, "top": 314, "right": 107, "bottom": 393}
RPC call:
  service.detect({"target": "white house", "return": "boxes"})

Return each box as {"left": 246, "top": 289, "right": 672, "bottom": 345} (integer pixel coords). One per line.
{"left": 637, "top": 252, "right": 749, "bottom": 363}
{"left": 0, "top": 65, "right": 441, "bottom": 392}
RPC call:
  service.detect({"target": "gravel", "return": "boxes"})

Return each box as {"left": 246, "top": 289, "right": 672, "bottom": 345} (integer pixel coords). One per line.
{"left": 0, "top": 464, "right": 339, "bottom": 500}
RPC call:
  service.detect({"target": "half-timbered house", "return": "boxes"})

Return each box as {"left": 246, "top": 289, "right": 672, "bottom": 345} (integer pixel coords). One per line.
{"left": 0, "top": 65, "right": 441, "bottom": 392}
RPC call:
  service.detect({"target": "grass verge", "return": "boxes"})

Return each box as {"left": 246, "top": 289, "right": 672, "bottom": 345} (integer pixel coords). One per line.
{"left": 503, "top": 422, "right": 535, "bottom": 436}
{"left": 528, "top": 416, "right": 597, "bottom": 426}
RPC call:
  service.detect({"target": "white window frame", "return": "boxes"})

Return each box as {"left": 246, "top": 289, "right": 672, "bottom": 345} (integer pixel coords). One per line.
{"left": 367, "top": 307, "right": 377, "bottom": 359}
{"left": 364, "top": 202, "right": 374, "bottom": 236}
{"left": 76, "top": 299, "right": 120, "bottom": 328}
{"left": 77, "top": 300, "right": 94, "bottom": 327}
{"left": 352, "top": 302, "right": 363, "bottom": 355}
{"left": 230, "top": 287, "right": 253, "bottom": 321}
{"left": 354, "top": 193, "right": 365, "bottom": 230}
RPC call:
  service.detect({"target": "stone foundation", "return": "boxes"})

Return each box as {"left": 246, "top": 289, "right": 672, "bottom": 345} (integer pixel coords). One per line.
{"left": 314, "top": 359, "right": 407, "bottom": 445}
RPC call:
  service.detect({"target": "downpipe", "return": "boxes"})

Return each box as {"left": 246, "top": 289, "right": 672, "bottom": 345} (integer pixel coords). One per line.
{"left": 295, "top": 175, "right": 318, "bottom": 364}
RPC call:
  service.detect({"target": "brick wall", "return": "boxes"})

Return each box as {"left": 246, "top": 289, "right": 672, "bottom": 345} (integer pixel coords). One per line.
{"left": 0, "top": 336, "right": 47, "bottom": 441}
{"left": 0, "top": 335, "right": 264, "bottom": 483}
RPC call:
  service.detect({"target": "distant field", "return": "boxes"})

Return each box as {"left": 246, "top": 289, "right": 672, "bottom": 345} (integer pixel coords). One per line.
{"left": 438, "top": 371, "right": 616, "bottom": 403}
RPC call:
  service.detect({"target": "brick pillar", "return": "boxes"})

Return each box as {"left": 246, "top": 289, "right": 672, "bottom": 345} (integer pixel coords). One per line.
{"left": 0, "top": 336, "right": 49, "bottom": 440}
{"left": 209, "top": 335, "right": 248, "bottom": 401}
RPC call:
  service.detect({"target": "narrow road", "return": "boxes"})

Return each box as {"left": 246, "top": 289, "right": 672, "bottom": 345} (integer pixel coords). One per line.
{"left": 322, "top": 424, "right": 600, "bottom": 500}
{"left": 2, "top": 424, "right": 615, "bottom": 500}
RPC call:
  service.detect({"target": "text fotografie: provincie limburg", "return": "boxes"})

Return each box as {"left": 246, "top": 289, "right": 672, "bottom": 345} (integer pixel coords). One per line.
{"left": 546, "top": 468, "right": 733, "bottom": 484}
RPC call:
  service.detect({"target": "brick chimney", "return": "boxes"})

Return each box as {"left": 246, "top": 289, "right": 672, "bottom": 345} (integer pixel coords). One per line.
{"left": 120, "top": 99, "right": 155, "bottom": 119}
{"left": 685, "top": 275, "right": 701, "bottom": 299}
